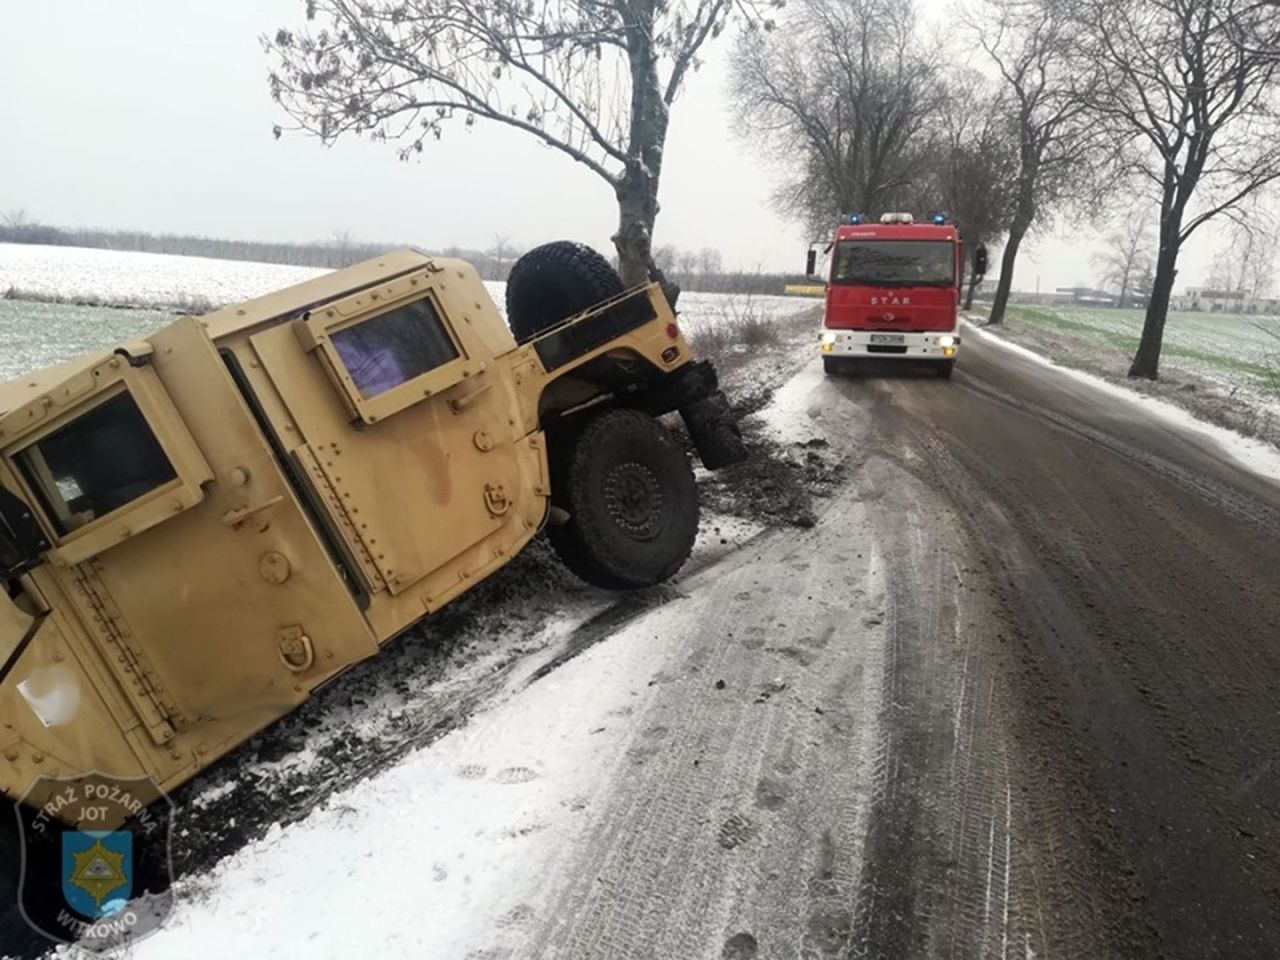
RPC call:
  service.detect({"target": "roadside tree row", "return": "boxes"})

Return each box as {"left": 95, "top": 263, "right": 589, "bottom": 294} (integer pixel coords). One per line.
{"left": 726, "top": 0, "right": 1280, "bottom": 378}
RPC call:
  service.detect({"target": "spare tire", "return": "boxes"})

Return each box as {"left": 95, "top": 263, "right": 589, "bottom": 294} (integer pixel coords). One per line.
{"left": 505, "top": 241, "right": 624, "bottom": 341}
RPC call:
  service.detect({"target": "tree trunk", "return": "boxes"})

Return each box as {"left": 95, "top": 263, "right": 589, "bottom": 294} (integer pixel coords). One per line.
{"left": 964, "top": 269, "right": 978, "bottom": 311}
{"left": 614, "top": 3, "right": 677, "bottom": 306}
{"left": 614, "top": 168, "right": 660, "bottom": 288}
{"left": 987, "top": 219, "right": 1029, "bottom": 325}
{"left": 1129, "top": 227, "right": 1180, "bottom": 379}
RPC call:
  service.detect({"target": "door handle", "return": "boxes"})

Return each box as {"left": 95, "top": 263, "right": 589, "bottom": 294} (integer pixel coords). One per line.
{"left": 221, "top": 496, "right": 284, "bottom": 529}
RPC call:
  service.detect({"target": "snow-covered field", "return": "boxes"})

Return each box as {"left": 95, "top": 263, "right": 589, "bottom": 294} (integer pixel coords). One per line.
{"left": 0, "top": 244, "right": 815, "bottom": 383}
{"left": 1005, "top": 302, "right": 1280, "bottom": 396}
{"left": 0, "top": 299, "right": 168, "bottom": 381}
{"left": 0, "top": 243, "right": 330, "bottom": 311}
{"left": 970, "top": 303, "right": 1280, "bottom": 454}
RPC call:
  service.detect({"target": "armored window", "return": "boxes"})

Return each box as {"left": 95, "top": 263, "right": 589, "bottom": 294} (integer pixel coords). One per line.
{"left": 13, "top": 392, "right": 177, "bottom": 536}
{"left": 330, "top": 298, "right": 460, "bottom": 400}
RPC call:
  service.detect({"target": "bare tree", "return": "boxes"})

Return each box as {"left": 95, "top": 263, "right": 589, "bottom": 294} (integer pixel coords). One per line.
{"left": 1077, "top": 0, "right": 1280, "bottom": 377}
{"left": 677, "top": 249, "right": 700, "bottom": 280}
{"left": 698, "top": 246, "right": 722, "bottom": 275}
{"left": 968, "top": 0, "right": 1102, "bottom": 325}
{"left": 1, "top": 209, "right": 30, "bottom": 229}
{"left": 1092, "top": 213, "right": 1154, "bottom": 308}
{"left": 1246, "top": 234, "right": 1277, "bottom": 302}
{"left": 729, "top": 0, "right": 941, "bottom": 237}
{"left": 652, "top": 243, "right": 678, "bottom": 274}
{"left": 331, "top": 228, "right": 358, "bottom": 266}
{"left": 923, "top": 69, "right": 1019, "bottom": 309}
{"left": 265, "top": 0, "right": 774, "bottom": 290}
{"left": 1206, "top": 214, "right": 1277, "bottom": 303}
{"left": 488, "top": 232, "right": 516, "bottom": 281}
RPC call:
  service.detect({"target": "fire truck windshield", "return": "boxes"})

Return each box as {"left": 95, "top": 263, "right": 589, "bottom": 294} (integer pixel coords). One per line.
{"left": 832, "top": 240, "right": 954, "bottom": 287}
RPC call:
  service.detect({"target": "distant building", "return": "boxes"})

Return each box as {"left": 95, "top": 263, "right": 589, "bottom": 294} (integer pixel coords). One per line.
{"left": 1173, "top": 288, "right": 1280, "bottom": 314}
{"left": 970, "top": 279, "right": 1076, "bottom": 305}
{"left": 1056, "top": 286, "right": 1117, "bottom": 306}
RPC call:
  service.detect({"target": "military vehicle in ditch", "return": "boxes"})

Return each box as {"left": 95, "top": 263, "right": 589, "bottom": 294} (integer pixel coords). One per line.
{"left": 0, "top": 242, "right": 744, "bottom": 823}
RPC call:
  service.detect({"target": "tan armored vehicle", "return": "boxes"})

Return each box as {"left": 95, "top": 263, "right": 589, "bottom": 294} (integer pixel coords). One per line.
{"left": 0, "top": 244, "right": 744, "bottom": 819}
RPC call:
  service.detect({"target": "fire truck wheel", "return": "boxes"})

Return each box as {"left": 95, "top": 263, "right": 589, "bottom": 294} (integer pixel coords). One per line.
{"left": 822, "top": 356, "right": 843, "bottom": 376}
{"left": 548, "top": 409, "right": 699, "bottom": 589}
{"left": 937, "top": 359, "right": 955, "bottom": 379}
{"left": 505, "top": 241, "right": 624, "bottom": 342}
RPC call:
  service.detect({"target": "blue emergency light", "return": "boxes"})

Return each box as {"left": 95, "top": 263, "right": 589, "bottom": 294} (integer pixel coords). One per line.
{"left": 847, "top": 213, "right": 865, "bottom": 224}
{"left": 932, "top": 213, "right": 948, "bottom": 224}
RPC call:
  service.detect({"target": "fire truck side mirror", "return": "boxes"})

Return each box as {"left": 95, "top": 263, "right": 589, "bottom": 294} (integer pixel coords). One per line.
{"left": 805, "top": 249, "right": 817, "bottom": 276}
{"left": 973, "top": 245, "right": 988, "bottom": 277}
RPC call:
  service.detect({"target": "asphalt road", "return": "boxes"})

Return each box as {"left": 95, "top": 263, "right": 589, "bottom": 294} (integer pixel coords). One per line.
{"left": 523, "top": 333, "right": 1280, "bottom": 960}
{"left": 849, "top": 332, "right": 1280, "bottom": 959}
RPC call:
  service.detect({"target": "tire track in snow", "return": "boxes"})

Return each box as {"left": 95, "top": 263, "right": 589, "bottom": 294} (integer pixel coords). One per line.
{"left": 521, "top": 492, "right": 890, "bottom": 960}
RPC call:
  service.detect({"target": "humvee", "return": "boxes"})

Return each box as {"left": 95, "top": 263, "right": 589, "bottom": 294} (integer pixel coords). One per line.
{"left": 0, "top": 246, "right": 744, "bottom": 819}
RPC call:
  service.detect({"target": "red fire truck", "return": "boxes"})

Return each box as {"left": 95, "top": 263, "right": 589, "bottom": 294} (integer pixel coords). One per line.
{"left": 807, "top": 212, "right": 973, "bottom": 379}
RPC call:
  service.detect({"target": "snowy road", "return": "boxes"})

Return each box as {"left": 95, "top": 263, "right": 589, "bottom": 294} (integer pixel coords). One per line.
{"left": 6, "top": 328, "right": 1280, "bottom": 959}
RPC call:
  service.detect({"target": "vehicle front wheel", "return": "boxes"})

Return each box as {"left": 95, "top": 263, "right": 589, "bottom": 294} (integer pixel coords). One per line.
{"left": 937, "top": 359, "right": 955, "bottom": 380}
{"left": 822, "top": 356, "right": 842, "bottom": 376}
{"left": 680, "top": 393, "right": 748, "bottom": 470}
{"left": 548, "top": 409, "right": 699, "bottom": 589}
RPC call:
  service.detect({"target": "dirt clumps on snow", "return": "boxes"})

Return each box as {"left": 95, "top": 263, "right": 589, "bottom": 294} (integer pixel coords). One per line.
{"left": 680, "top": 306, "right": 845, "bottom": 530}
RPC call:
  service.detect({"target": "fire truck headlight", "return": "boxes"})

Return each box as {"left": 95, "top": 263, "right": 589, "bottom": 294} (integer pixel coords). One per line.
{"left": 938, "top": 335, "right": 956, "bottom": 347}
{"left": 821, "top": 331, "right": 837, "bottom": 345}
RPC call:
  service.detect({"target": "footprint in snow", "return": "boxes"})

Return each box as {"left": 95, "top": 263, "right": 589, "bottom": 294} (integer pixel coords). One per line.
{"left": 502, "top": 821, "right": 549, "bottom": 839}
{"left": 495, "top": 903, "right": 535, "bottom": 928}
{"left": 718, "top": 812, "right": 758, "bottom": 849}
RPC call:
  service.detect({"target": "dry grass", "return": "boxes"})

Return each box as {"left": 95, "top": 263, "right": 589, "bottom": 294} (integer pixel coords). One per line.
{"left": 687, "top": 294, "right": 787, "bottom": 369}
{"left": 1, "top": 286, "right": 217, "bottom": 315}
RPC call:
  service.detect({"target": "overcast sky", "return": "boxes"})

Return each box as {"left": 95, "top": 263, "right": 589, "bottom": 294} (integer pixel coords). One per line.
{"left": 0, "top": 0, "right": 1224, "bottom": 289}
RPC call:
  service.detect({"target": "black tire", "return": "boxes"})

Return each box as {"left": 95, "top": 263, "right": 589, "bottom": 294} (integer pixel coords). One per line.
{"left": 548, "top": 409, "right": 699, "bottom": 589}
{"left": 937, "top": 359, "right": 955, "bottom": 379}
{"left": 823, "top": 356, "right": 842, "bottom": 376}
{"left": 505, "top": 241, "right": 624, "bottom": 341}
{"left": 680, "top": 392, "right": 748, "bottom": 470}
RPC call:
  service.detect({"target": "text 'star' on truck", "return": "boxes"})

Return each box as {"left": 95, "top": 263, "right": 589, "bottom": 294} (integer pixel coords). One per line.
{"left": 0, "top": 241, "right": 746, "bottom": 824}
{"left": 807, "top": 211, "right": 984, "bottom": 380}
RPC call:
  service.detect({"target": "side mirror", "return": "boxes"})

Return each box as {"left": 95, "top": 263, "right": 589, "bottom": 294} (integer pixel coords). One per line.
{"left": 805, "top": 249, "right": 817, "bottom": 276}
{"left": 973, "top": 245, "right": 988, "bottom": 277}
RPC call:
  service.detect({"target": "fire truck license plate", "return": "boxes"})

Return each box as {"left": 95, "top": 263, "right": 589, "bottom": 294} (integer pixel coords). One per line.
{"left": 869, "top": 333, "right": 905, "bottom": 345}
